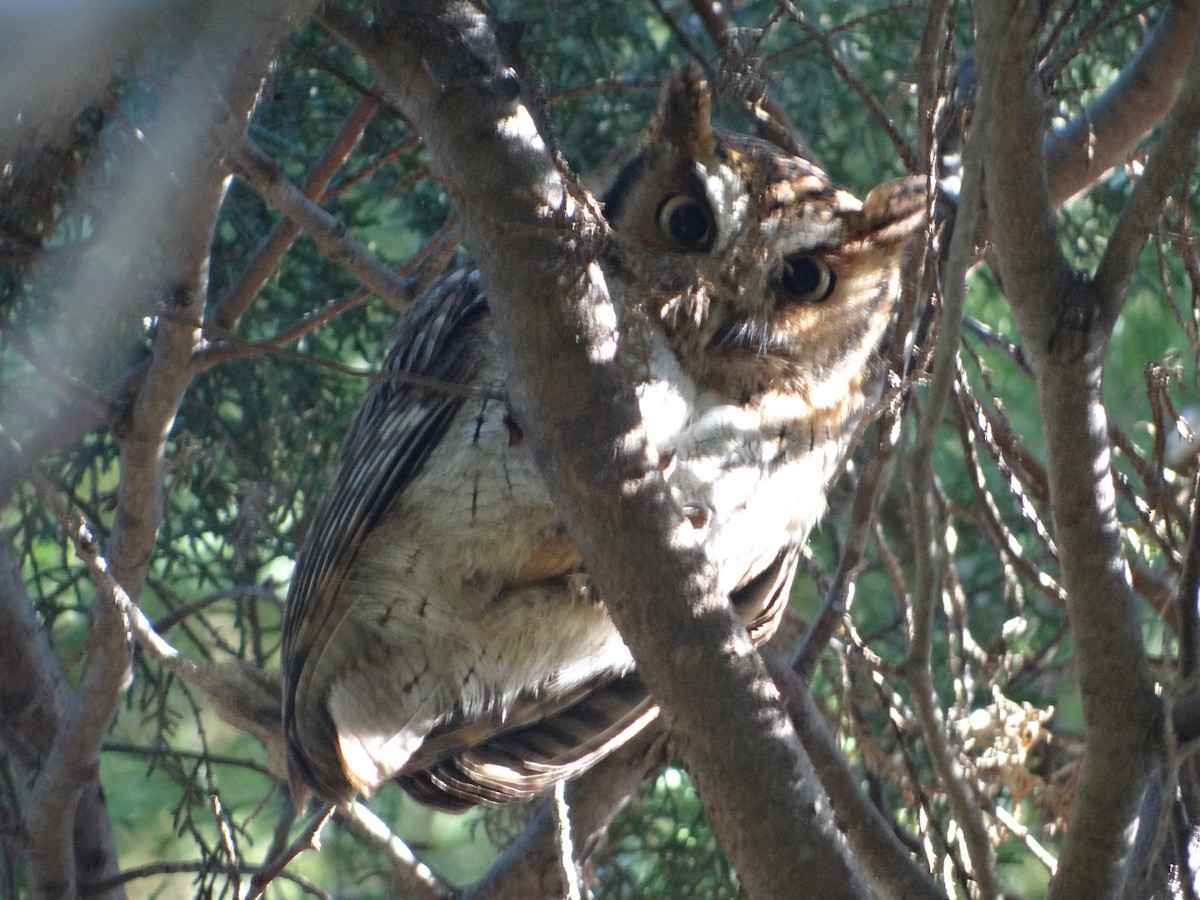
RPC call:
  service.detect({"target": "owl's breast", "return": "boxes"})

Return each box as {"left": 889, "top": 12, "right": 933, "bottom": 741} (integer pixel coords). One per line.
{"left": 328, "top": 327, "right": 699, "bottom": 737}
{"left": 663, "top": 388, "right": 856, "bottom": 599}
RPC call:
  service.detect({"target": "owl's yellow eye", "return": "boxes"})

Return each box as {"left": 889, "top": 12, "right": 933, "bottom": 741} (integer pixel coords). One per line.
{"left": 657, "top": 194, "right": 714, "bottom": 251}
{"left": 778, "top": 255, "right": 835, "bottom": 303}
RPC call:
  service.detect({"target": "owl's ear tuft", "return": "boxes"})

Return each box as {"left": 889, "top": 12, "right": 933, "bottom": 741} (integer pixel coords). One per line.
{"left": 856, "top": 176, "right": 928, "bottom": 248}
{"left": 652, "top": 62, "right": 716, "bottom": 162}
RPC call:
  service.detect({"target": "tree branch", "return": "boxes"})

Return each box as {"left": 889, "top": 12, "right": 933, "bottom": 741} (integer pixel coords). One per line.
{"left": 976, "top": 4, "right": 1165, "bottom": 897}
{"left": 218, "top": 127, "right": 415, "bottom": 313}
{"left": 763, "top": 651, "right": 944, "bottom": 900}
{"left": 341, "top": 1, "right": 872, "bottom": 896}
{"left": 333, "top": 803, "right": 453, "bottom": 900}
{"left": 975, "top": 3, "right": 1077, "bottom": 353}
{"left": 211, "top": 91, "right": 379, "bottom": 331}
{"left": 0, "top": 535, "right": 125, "bottom": 899}
{"left": 1046, "top": 0, "right": 1200, "bottom": 205}
{"left": 778, "top": 0, "right": 918, "bottom": 172}
{"left": 904, "top": 68, "right": 1000, "bottom": 897}
{"left": 10, "top": 6, "right": 318, "bottom": 895}
{"left": 1093, "top": 13, "right": 1200, "bottom": 326}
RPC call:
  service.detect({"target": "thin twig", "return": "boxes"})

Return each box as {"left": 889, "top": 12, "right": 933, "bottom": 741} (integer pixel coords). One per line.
{"left": 82, "top": 861, "right": 327, "bottom": 898}
{"left": 777, "top": 0, "right": 919, "bottom": 172}
{"left": 989, "top": 798, "right": 1059, "bottom": 873}
{"left": 334, "top": 802, "right": 454, "bottom": 900}
{"left": 245, "top": 803, "right": 336, "bottom": 900}
{"left": 212, "top": 91, "right": 380, "bottom": 331}
{"left": 554, "top": 781, "right": 583, "bottom": 900}
{"left": 904, "top": 36, "right": 1001, "bottom": 895}
{"left": 1093, "top": 14, "right": 1200, "bottom": 327}
{"left": 220, "top": 129, "right": 414, "bottom": 310}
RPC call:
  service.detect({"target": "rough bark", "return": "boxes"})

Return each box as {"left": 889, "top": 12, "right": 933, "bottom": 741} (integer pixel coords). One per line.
{"left": 1045, "top": 0, "right": 1200, "bottom": 205}
{"left": 764, "top": 652, "right": 944, "bottom": 900}
{"left": 0, "top": 536, "right": 126, "bottom": 898}
{"left": 975, "top": 4, "right": 1197, "bottom": 897}
{"left": 323, "top": 2, "right": 873, "bottom": 896}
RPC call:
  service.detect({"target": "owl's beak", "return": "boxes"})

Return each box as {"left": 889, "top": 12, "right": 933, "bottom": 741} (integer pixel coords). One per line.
{"left": 701, "top": 298, "right": 737, "bottom": 347}
{"left": 706, "top": 307, "right": 774, "bottom": 354}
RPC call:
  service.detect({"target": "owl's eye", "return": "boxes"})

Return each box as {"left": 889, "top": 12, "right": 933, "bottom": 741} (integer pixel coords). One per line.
{"left": 657, "top": 194, "right": 714, "bottom": 251}
{"left": 777, "top": 255, "right": 836, "bottom": 303}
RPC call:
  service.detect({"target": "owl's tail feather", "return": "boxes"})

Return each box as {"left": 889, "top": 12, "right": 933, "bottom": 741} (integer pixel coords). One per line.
{"left": 395, "top": 672, "right": 658, "bottom": 812}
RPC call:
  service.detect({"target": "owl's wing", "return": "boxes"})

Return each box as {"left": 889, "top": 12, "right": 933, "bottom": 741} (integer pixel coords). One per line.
{"left": 284, "top": 269, "right": 799, "bottom": 808}
{"left": 393, "top": 544, "right": 799, "bottom": 811}
{"left": 281, "top": 271, "right": 491, "bottom": 801}
{"left": 398, "top": 671, "right": 658, "bottom": 810}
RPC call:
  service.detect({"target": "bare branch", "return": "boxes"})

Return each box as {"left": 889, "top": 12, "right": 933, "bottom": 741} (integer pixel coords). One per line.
{"left": 333, "top": 803, "right": 453, "bottom": 900}
{"left": 975, "top": 3, "right": 1077, "bottom": 354}
{"left": 914, "top": 0, "right": 951, "bottom": 169}
{"left": 464, "top": 731, "right": 665, "bottom": 900}
{"left": 24, "top": 489, "right": 133, "bottom": 900}
{"left": 245, "top": 804, "right": 335, "bottom": 900}
{"left": 904, "top": 49, "right": 1000, "bottom": 897}
{"left": 1046, "top": 1, "right": 1200, "bottom": 205}
{"left": 83, "top": 861, "right": 327, "bottom": 898}
{"left": 952, "top": 377, "right": 1067, "bottom": 608}
{"left": 977, "top": 4, "right": 1166, "bottom": 898}
{"left": 1094, "top": 14, "right": 1200, "bottom": 326}
{"left": 219, "top": 128, "right": 415, "bottom": 313}
{"left": 0, "top": 535, "right": 125, "bottom": 898}
{"left": 777, "top": 0, "right": 919, "bottom": 172}
{"left": 211, "top": 91, "right": 380, "bottom": 331}
{"left": 349, "top": 2, "right": 872, "bottom": 896}
{"left": 763, "top": 651, "right": 944, "bottom": 900}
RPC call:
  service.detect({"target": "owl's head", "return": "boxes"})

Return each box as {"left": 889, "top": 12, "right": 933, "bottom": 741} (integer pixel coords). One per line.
{"left": 597, "top": 65, "right": 926, "bottom": 405}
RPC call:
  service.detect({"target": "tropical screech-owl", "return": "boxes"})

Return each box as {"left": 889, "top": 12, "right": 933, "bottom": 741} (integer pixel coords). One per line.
{"left": 281, "top": 67, "right": 926, "bottom": 811}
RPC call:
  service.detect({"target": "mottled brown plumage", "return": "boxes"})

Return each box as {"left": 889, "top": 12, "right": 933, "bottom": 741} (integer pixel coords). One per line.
{"left": 281, "top": 67, "right": 925, "bottom": 811}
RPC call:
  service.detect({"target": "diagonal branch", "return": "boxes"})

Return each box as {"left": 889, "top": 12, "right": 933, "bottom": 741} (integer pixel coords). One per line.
{"left": 974, "top": 3, "right": 1077, "bottom": 353}
{"left": 1093, "top": 13, "right": 1200, "bottom": 326}
{"left": 334, "top": 1, "right": 873, "bottom": 896}
{"left": 211, "top": 91, "right": 380, "bottom": 331}
{"left": 463, "top": 730, "right": 666, "bottom": 900}
{"left": 219, "top": 128, "right": 415, "bottom": 312}
{"left": 777, "top": 0, "right": 918, "bottom": 172}
{"left": 0, "top": 533, "right": 126, "bottom": 898}
{"left": 25, "top": 499, "right": 134, "bottom": 900}
{"left": 1046, "top": 0, "right": 1200, "bottom": 205}
{"left": 763, "top": 651, "right": 944, "bottom": 900}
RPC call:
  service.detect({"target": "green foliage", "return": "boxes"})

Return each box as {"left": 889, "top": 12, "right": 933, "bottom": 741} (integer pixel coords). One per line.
{"left": 599, "top": 768, "right": 738, "bottom": 899}
{"left": 2, "top": 0, "right": 1197, "bottom": 896}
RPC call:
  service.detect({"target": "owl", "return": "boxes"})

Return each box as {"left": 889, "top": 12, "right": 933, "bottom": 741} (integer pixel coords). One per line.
{"left": 281, "top": 66, "right": 925, "bottom": 811}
